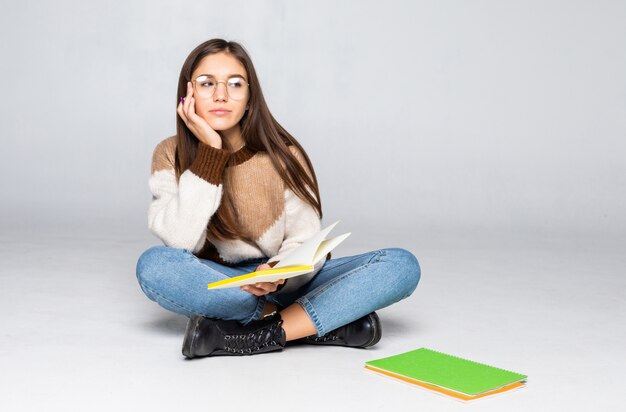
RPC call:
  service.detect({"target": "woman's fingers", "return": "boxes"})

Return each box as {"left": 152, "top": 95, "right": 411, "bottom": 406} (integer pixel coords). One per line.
{"left": 184, "top": 84, "right": 205, "bottom": 130}
{"left": 254, "top": 282, "right": 274, "bottom": 293}
{"left": 178, "top": 82, "right": 201, "bottom": 132}
{"left": 183, "top": 82, "right": 193, "bottom": 119}
{"left": 177, "top": 101, "right": 188, "bottom": 125}
{"left": 240, "top": 280, "right": 282, "bottom": 296}
{"left": 240, "top": 285, "right": 266, "bottom": 296}
{"left": 177, "top": 83, "right": 192, "bottom": 123}
{"left": 188, "top": 96, "right": 199, "bottom": 122}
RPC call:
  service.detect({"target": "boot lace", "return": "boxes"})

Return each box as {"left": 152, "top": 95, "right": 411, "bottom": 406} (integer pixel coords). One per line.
{"left": 308, "top": 331, "right": 338, "bottom": 342}
{"left": 223, "top": 320, "right": 284, "bottom": 354}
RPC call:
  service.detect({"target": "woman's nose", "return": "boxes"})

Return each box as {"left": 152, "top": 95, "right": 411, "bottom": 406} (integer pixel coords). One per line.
{"left": 213, "top": 82, "right": 228, "bottom": 101}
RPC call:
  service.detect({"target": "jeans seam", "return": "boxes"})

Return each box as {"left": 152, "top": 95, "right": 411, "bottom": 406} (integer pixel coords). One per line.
{"left": 298, "top": 266, "right": 367, "bottom": 331}
{"left": 373, "top": 248, "right": 386, "bottom": 263}
{"left": 295, "top": 296, "right": 325, "bottom": 336}
{"left": 324, "top": 249, "right": 385, "bottom": 273}
{"left": 243, "top": 295, "right": 267, "bottom": 325}
{"left": 306, "top": 249, "right": 386, "bottom": 301}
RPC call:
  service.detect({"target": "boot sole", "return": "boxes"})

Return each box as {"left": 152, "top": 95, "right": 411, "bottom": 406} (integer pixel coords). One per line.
{"left": 182, "top": 314, "right": 204, "bottom": 359}
{"left": 361, "top": 312, "right": 382, "bottom": 348}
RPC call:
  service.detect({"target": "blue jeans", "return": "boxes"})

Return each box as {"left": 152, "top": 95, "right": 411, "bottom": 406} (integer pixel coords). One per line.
{"left": 135, "top": 246, "right": 421, "bottom": 337}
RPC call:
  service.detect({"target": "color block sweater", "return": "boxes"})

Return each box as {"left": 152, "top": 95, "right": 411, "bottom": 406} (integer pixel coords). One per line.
{"left": 147, "top": 135, "right": 329, "bottom": 293}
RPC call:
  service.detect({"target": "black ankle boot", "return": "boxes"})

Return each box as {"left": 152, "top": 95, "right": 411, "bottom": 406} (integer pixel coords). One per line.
{"left": 182, "top": 311, "right": 286, "bottom": 359}
{"left": 298, "top": 312, "right": 382, "bottom": 348}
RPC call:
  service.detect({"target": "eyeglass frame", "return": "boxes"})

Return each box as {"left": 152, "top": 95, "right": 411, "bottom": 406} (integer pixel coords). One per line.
{"left": 191, "top": 74, "right": 250, "bottom": 101}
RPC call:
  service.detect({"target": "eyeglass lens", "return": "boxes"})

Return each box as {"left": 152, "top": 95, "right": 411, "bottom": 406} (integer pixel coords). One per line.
{"left": 194, "top": 75, "right": 248, "bottom": 100}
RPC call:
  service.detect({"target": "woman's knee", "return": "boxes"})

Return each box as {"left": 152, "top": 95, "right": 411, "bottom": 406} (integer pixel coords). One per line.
{"left": 135, "top": 245, "right": 187, "bottom": 287}
{"left": 381, "top": 247, "right": 421, "bottom": 298}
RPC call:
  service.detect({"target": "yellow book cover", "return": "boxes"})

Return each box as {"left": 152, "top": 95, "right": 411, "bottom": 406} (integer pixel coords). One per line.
{"left": 207, "top": 220, "right": 350, "bottom": 289}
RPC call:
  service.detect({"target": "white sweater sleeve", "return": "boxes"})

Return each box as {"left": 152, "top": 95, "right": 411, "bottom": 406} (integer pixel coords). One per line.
{"left": 147, "top": 141, "right": 231, "bottom": 253}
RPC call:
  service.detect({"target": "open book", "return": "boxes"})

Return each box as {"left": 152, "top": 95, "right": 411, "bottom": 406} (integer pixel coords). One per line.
{"left": 207, "top": 220, "right": 350, "bottom": 290}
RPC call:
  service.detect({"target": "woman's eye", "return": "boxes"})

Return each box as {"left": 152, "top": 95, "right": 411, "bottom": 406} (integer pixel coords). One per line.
{"left": 200, "top": 82, "right": 214, "bottom": 87}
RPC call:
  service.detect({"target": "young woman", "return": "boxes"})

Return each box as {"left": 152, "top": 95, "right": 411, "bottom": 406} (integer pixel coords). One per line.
{"left": 135, "top": 38, "right": 421, "bottom": 359}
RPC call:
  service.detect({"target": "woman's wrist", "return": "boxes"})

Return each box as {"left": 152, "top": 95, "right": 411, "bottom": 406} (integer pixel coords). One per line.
{"left": 275, "top": 279, "right": 287, "bottom": 292}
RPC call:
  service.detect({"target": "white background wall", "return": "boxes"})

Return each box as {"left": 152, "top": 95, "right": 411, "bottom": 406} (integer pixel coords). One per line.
{"left": 1, "top": 3, "right": 624, "bottom": 411}
{"left": 1, "top": 0, "right": 624, "bottom": 243}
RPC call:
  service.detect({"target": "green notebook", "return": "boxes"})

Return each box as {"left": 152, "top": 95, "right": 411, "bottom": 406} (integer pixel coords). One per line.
{"left": 365, "top": 348, "right": 527, "bottom": 399}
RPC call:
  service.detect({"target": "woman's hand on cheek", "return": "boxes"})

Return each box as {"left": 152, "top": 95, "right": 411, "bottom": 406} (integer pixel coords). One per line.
{"left": 176, "top": 82, "right": 222, "bottom": 148}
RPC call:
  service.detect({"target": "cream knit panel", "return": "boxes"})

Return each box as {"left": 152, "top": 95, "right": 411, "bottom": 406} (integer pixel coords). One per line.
{"left": 148, "top": 169, "right": 220, "bottom": 252}
{"left": 148, "top": 136, "right": 230, "bottom": 253}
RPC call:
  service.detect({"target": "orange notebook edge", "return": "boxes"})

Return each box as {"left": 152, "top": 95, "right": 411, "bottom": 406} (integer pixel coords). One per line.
{"left": 364, "top": 365, "right": 526, "bottom": 401}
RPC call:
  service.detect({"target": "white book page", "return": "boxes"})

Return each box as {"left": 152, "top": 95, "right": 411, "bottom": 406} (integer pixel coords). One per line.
{"left": 274, "top": 220, "right": 341, "bottom": 268}
{"left": 313, "top": 232, "right": 351, "bottom": 264}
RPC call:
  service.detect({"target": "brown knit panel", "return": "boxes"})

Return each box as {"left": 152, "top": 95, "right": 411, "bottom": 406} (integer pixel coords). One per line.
{"left": 151, "top": 135, "right": 177, "bottom": 173}
{"left": 188, "top": 142, "right": 318, "bottom": 264}
{"left": 188, "top": 142, "right": 231, "bottom": 185}
{"left": 228, "top": 145, "right": 257, "bottom": 166}
{"left": 194, "top": 240, "right": 236, "bottom": 266}
{"left": 223, "top": 153, "right": 285, "bottom": 240}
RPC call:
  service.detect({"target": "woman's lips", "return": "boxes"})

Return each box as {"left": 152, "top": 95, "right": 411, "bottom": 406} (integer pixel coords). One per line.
{"left": 210, "top": 110, "right": 231, "bottom": 116}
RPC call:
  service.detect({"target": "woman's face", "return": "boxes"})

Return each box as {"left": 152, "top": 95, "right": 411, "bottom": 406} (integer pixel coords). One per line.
{"left": 190, "top": 52, "right": 250, "bottom": 132}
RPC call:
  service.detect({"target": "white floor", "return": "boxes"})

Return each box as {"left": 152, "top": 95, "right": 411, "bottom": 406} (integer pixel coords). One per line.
{"left": 1, "top": 225, "right": 624, "bottom": 411}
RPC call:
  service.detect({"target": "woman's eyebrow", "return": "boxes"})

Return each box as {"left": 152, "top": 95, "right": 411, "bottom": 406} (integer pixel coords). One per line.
{"left": 197, "top": 73, "right": 246, "bottom": 78}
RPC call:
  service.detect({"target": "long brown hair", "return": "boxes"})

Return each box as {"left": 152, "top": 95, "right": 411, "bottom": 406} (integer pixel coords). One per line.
{"left": 174, "top": 38, "right": 323, "bottom": 242}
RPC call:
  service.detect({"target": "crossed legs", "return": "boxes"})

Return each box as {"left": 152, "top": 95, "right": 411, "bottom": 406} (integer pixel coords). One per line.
{"left": 260, "top": 301, "right": 317, "bottom": 341}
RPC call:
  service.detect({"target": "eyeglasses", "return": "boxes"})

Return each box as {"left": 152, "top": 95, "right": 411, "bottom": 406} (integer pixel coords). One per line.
{"left": 192, "top": 74, "right": 250, "bottom": 101}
